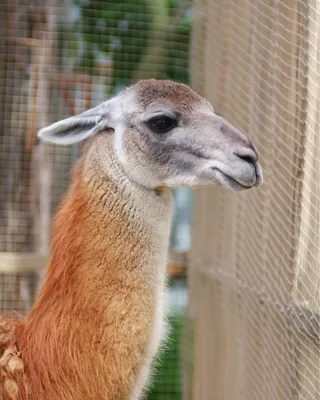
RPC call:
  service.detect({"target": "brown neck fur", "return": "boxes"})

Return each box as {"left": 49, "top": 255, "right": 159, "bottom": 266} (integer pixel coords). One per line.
{"left": 15, "top": 138, "right": 173, "bottom": 400}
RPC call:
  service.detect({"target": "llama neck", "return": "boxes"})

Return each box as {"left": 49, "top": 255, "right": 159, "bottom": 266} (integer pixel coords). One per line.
{"left": 18, "top": 135, "right": 173, "bottom": 399}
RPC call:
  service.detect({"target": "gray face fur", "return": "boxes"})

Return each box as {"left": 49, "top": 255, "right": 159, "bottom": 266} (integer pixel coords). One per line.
{"left": 38, "top": 79, "right": 263, "bottom": 191}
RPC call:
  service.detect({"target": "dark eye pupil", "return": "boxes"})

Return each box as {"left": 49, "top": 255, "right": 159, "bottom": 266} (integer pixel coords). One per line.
{"left": 147, "top": 116, "right": 177, "bottom": 133}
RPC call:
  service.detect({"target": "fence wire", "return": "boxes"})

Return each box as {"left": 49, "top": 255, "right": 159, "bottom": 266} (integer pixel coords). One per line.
{"left": 188, "top": 0, "right": 320, "bottom": 399}
{"left": 0, "top": 0, "right": 191, "bottom": 398}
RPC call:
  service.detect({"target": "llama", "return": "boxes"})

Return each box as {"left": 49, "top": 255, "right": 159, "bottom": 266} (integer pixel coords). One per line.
{"left": 0, "top": 79, "right": 262, "bottom": 400}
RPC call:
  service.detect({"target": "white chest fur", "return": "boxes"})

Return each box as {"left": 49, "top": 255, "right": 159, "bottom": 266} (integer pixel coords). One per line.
{"left": 129, "top": 200, "right": 172, "bottom": 400}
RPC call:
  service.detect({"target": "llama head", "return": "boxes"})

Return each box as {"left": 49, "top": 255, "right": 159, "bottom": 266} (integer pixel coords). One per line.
{"left": 38, "top": 79, "right": 263, "bottom": 191}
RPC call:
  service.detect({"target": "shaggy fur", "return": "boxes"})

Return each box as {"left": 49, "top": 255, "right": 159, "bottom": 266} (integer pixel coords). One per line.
{"left": 1, "top": 136, "right": 173, "bottom": 399}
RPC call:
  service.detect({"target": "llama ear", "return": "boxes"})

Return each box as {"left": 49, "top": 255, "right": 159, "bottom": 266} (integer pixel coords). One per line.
{"left": 37, "top": 103, "right": 114, "bottom": 145}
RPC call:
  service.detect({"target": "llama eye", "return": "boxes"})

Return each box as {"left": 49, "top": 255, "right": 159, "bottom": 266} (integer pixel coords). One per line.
{"left": 146, "top": 116, "right": 177, "bottom": 134}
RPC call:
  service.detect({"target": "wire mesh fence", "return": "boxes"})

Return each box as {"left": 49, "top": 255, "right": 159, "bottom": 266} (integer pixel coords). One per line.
{"left": 188, "top": 0, "right": 320, "bottom": 399}
{"left": 1, "top": 0, "right": 320, "bottom": 399}
{"left": 0, "top": 0, "right": 192, "bottom": 397}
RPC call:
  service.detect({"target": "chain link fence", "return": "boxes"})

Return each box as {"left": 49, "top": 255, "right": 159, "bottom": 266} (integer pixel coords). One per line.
{"left": 188, "top": 0, "right": 320, "bottom": 399}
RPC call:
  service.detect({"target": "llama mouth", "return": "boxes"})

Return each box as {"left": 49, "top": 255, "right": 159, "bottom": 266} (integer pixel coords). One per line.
{"left": 215, "top": 170, "right": 249, "bottom": 191}
{"left": 212, "top": 165, "right": 263, "bottom": 191}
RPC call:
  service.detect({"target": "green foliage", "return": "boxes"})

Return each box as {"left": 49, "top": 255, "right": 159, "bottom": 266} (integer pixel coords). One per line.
{"left": 76, "top": 0, "right": 152, "bottom": 88}
{"left": 147, "top": 314, "right": 184, "bottom": 400}
{"left": 61, "top": 0, "right": 192, "bottom": 95}
{"left": 165, "top": 9, "right": 191, "bottom": 84}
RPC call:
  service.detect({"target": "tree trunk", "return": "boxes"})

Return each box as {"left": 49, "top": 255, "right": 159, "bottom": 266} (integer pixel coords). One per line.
{"left": 0, "top": 0, "right": 56, "bottom": 314}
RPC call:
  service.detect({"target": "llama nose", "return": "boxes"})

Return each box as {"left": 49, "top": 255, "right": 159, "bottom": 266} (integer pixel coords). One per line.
{"left": 234, "top": 146, "right": 258, "bottom": 165}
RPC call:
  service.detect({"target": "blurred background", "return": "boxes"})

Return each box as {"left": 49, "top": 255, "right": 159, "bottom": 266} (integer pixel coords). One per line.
{"left": 0, "top": 0, "right": 319, "bottom": 399}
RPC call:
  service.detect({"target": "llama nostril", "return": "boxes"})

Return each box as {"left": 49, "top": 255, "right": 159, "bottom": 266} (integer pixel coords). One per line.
{"left": 234, "top": 153, "right": 257, "bottom": 164}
